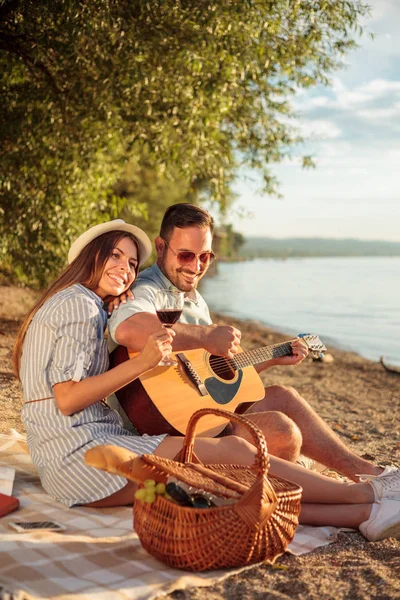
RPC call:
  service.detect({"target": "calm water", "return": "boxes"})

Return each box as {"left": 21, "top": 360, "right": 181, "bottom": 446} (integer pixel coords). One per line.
{"left": 200, "top": 257, "right": 400, "bottom": 366}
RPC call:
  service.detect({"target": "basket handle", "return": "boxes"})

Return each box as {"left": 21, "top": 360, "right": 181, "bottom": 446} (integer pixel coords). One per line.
{"left": 181, "top": 408, "right": 270, "bottom": 478}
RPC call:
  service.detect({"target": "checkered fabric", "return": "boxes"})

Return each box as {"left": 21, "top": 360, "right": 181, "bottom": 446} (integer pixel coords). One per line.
{"left": 0, "top": 432, "right": 339, "bottom": 600}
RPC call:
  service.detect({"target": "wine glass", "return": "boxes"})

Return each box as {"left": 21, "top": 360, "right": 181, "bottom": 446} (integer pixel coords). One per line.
{"left": 154, "top": 289, "right": 184, "bottom": 366}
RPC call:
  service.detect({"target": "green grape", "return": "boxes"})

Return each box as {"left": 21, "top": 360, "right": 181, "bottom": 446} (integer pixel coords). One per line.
{"left": 134, "top": 488, "right": 147, "bottom": 501}
{"left": 144, "top": 491, "right": 156, "bottom": 504}
{"left": 155, "top": 482, "right": 166, "bottom": 495}
{"left": 144, "top": 479, "right": 156, "bottom": 489}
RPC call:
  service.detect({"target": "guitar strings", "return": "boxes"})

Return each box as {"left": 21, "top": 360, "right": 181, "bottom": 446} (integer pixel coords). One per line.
{"left": 184, "top": 343, "right": 293, "bottom": 371}
{"left": 174, "top": 338, "right": 322, "bottom": 373}
{"left": 180, "top": 350, "right": 290, "bottom": 380}
{"left": 176, "top": 342, "right": 294, "bottom": 372}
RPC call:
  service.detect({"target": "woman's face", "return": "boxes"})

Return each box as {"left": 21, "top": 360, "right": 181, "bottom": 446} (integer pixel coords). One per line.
{"left": 94, "top": 236, "right": 138, "bottom": 299}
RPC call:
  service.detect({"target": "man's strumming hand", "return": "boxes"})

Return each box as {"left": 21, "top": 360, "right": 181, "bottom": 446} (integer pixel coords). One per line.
{"left": 203, "top": 324, "right": 242, "bottom": 358}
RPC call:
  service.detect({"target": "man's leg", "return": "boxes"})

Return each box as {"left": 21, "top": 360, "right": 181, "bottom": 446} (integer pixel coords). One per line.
{"left": 228, "top": 409, "right": 303, "bottom": 462}
{"left": 232, "top": 385, "right": 384, "bottom": 482}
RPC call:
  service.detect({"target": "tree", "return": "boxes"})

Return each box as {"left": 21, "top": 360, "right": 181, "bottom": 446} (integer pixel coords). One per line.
{"left": 216, "top": 224, "right": 245, "bottom": 260}
{"left": 115, "top": 151, "right": 195, "bottom": 265}
{"left": 0, "top": 0, "right": 370, "bottom": 286}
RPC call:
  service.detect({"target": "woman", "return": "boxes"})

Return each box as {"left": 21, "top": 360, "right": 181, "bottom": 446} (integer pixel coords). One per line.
{"left": 13, "top": 220, "right": 400, "bottom": 542}
{"left": 13, "top": 219, "right": 175, "bottom": 508}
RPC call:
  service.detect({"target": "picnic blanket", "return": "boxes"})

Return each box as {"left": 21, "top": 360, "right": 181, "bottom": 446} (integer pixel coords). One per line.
{"left": 0, "top": 431, "right": 340, "bottom": 600}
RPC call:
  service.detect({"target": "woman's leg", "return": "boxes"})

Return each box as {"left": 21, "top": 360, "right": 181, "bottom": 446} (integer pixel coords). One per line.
{"left": 83, "top": 435, "right": 252, "bottom": 507}
{"left": 268, "top": 454, "right": 375, "bottom": 505}
{"left": 84, "top": 435, "right": 376, "bottom": 513}
{"left": 156, "top": 434, "right": 376, "bottom": 506}
{"left": 154, "top": 433, "right": 257, "bottom": 464}
{"left": 300, "top": 503, "right": 371, "bottom": 528}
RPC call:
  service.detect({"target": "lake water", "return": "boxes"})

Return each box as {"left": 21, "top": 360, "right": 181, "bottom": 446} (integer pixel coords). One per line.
{"left": 200, "top": 256, "right": 400, "bottom": 366}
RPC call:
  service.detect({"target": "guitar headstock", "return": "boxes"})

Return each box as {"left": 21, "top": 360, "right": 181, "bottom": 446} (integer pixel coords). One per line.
{"left": 298, "top": 333, "right": 327, "bottom": 359}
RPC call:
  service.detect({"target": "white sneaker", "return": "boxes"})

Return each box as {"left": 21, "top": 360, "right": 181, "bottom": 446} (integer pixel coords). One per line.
{"left": 357, "top": 465, "right": 397, "bottom": 480}
{"left": 357, "top": 467, "right": 400, "bottom": 501}
{"left": 378, "top": 465, "right": 398, "bottom": 477}
{"left": 359, "top": 499, "right": 400, "bottom": 541}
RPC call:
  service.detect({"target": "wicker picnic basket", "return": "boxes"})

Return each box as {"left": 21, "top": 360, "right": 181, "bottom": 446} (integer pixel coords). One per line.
{"left": 133, "top": 408, "right": 303, "bottom": 571}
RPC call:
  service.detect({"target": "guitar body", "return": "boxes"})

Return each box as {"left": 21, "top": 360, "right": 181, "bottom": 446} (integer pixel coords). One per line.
{"left": 110, "top": 345, "right": 266, "bottom": 437}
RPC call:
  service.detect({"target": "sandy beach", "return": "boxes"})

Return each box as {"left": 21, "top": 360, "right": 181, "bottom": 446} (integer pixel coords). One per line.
{"left": 1, "top": 285, "right": 399, "bottom": 599}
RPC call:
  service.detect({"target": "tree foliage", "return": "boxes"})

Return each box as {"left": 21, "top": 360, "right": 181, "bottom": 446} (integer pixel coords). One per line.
{"left": 216, "top": 224, "right": 245, "bottom": 261}
{"left": 0, "top": 0, "right": 370, "bottom": 286}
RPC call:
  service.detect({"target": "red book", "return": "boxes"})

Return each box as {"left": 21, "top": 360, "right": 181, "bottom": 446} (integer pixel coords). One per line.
{"left": 0, "top": 493, "right": 20, "bottom": 518}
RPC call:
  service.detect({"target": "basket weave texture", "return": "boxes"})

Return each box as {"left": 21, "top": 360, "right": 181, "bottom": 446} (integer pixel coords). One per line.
{"left": 133, "top": 408, "right": 302, "bottom": 571}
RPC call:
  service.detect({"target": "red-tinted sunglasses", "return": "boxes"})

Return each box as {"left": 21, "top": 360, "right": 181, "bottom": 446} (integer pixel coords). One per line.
{"left": 162, "top": 238, "right": 216, "bottom": 265}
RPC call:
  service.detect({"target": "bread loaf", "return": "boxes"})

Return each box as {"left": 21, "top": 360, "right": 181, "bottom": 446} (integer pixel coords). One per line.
{"left": 84, "top": 444, "right": 167, "bottom": 484}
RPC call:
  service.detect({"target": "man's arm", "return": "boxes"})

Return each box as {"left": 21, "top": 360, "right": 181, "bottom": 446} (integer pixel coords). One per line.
{"left": 115, "top": 312, "right": 242, "bottom": 357}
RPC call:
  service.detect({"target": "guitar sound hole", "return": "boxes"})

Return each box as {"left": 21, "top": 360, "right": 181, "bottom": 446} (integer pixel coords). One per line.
{"left": 209, "top": 355, "right": 236, "bottom": 381}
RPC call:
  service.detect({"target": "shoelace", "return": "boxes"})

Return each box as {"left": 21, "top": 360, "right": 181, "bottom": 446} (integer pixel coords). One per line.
{"left": 357, "top": 473, "right": 377, "bottom": 483}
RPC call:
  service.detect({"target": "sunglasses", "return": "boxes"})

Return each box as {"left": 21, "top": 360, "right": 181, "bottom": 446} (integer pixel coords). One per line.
{"left": 162, "top": 238, "right": 216, "bottom": 265}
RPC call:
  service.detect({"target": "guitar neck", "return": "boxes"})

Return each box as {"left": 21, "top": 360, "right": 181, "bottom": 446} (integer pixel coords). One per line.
{"left": 231, "top": 341, "right": 293, "bottom": 369}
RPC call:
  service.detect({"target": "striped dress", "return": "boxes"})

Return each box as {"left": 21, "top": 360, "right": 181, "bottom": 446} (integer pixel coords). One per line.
{"left": 20, "top": 283, "right": 166, "bottom": 507}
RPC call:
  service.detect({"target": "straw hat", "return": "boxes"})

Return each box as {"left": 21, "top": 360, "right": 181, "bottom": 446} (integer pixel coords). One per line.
{"left": 68, "top": 219, "right": 152, "bottom": 266}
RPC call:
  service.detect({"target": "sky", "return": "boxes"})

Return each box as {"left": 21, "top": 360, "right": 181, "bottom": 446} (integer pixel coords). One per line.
{"left": 230, "top": 0, "right": 400, "bottom": 241}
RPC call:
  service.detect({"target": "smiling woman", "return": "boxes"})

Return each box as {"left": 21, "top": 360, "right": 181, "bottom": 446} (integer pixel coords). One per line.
{"left": 11, "top": 219, "right": 176, "bottom": 508}
{"left": 94, "top": 237, "right": 139, "bottom": 300}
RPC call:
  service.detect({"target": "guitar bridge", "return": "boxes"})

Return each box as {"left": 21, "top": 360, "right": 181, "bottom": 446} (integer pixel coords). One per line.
{"left": 176, "top": 353, "right": 208, "bottom": 396}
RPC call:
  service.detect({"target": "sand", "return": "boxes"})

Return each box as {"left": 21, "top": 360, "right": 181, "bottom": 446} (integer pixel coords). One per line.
{"left": 1, "top": 285, "right": 399, "bottom": 599}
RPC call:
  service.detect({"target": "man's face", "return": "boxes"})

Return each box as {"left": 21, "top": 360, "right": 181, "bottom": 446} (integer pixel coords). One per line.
{"left": 156, "top": 226, "right": 214, "bottom": 292}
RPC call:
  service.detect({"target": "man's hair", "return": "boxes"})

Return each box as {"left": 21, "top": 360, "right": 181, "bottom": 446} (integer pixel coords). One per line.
{"left": 160, "top": 203, "right": 214, "bottom": 241}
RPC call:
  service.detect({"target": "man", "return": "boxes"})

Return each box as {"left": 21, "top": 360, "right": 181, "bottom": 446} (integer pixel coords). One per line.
{"left": 109, "top": 203, "right": 397, "bottom": 483}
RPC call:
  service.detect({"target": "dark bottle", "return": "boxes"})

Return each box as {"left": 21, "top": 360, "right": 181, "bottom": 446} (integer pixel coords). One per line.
{"left": 190, "top": 494, "right": 215, "bottom": 509}
{"left": 165, "top": 482, "right": 191, "bottom": 506}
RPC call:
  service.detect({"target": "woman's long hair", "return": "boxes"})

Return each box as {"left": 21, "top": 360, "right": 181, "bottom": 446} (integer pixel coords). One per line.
{"left": 13, "top": 231, "right": 139, "bottom": 379}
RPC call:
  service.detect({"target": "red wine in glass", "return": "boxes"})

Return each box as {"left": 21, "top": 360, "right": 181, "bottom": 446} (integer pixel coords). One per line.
{"left": 156, "top": 308, "right": 183, "bottom": 328}
{"left": 154, "top": 289, "right": 184, "bottom": 365}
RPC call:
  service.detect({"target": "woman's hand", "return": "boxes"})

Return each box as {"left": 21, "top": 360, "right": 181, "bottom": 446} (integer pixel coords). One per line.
{"left": 137, "top": 328, "right": 176, "bottom": 371}
{"left": 107, "top": 289, "right": 134, "bottom": 316}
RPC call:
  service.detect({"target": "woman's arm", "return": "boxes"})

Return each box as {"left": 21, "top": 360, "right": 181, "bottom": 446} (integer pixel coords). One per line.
{"left": 53, "top": 328, "right": 174, "bottom": 416}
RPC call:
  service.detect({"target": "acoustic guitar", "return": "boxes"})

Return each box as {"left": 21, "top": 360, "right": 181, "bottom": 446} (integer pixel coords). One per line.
{"left": 110, "top": 334, "right": 326, "bottom": 437}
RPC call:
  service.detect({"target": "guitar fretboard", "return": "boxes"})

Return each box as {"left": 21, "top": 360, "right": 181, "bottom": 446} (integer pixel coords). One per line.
{"left": 231, "top": 342, "right": 293, "bottom": 369}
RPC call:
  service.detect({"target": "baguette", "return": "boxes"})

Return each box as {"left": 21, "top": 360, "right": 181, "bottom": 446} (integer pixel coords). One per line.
{"left": 84, "top": 444, "right": 167, "bottom": 484}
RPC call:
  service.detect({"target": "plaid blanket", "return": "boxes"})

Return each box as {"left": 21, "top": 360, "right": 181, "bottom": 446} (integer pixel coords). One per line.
{"left": 0, "top": 431, "right": 339, "bottom": 600}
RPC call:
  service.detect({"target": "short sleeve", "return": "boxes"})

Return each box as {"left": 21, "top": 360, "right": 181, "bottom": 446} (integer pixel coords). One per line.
{"left": 47, "top": 295, "right": 100, "bottom": 387}
{"left": 201, "top": 299, "right": 213, "bottom": 326}
{"left": 108, "top": 283, "right": 158, "bottom": 342}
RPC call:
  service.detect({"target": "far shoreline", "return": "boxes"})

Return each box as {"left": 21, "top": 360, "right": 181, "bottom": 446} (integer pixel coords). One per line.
{"left": 0, "top": 282, "right": 396, "bottom": 368}
{"left": 210, "top": 309, "right": 387, "bottom": 368}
